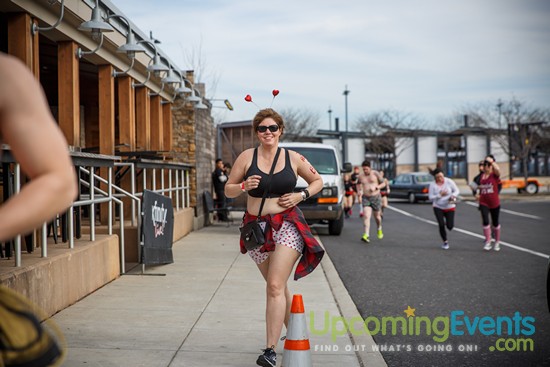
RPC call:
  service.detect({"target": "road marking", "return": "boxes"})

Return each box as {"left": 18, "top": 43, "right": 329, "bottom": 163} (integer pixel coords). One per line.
{"left": 463, "top": 201, "right": 543, "bottom": 220}
{"left": 387, "top": 205, "right": 550, "bottom": 259}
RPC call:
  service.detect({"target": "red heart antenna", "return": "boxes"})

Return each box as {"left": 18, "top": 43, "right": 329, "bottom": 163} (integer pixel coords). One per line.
{"left": 270, "top": 89, "right": 280, "bottom": 107}
{"left": 244, "top": 94, "right": 260, "bottom": 108}
{"left": 244, "top": 89, "right": 280, "bottom": 109}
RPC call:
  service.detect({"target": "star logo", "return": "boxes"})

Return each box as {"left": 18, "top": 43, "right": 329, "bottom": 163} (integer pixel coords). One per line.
{"left": 404, "top": 306, "right": 416, "bottom": 318}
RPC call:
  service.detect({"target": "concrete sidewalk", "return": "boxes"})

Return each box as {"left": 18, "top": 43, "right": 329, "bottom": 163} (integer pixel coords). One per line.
{"left": 53, "top": 221, "right": 387, "bottom": 367}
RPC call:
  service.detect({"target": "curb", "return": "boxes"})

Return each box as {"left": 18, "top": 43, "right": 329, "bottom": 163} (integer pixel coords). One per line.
{"left": 317, "top": 236, "right": 388, "bottom": 367}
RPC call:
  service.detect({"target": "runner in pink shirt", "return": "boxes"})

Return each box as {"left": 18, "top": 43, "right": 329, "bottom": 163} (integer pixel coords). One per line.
{"left": 476, "top": 156, "right": 502, "bottom": 251}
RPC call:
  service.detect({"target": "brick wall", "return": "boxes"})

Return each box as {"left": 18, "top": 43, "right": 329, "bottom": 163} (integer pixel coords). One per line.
{"left": 171, "top": 74, "right": 215, "bottom": 220}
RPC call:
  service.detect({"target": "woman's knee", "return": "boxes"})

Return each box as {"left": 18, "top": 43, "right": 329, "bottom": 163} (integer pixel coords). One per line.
{"left": 266, "top": 279, "right": 286, "bottom": 298}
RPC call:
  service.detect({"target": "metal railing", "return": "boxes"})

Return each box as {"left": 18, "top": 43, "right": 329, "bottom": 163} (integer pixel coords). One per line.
{"left": 2, "top": 152, "right": 193, "bottom": 274}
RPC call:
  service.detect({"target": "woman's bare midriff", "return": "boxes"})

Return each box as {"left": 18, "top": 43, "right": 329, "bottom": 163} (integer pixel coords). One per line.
{"left": 246, "top": 196, "right": 288, "bottom": 216}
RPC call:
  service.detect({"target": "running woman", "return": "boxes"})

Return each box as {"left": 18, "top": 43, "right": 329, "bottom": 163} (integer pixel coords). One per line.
{"left": 477, "top": 156, "right": 502, "bottom": 251}
{"left": 350, "top": 166, "right": 362, "bottom": 217}
{"left": 379, "top": 170, "right": 390, "bottom": 216}
{"left": 343, "top": 174, "right": 354, "bottom": 218}
{"left": 428, "top": 168, "right": 460, "bottom": 250}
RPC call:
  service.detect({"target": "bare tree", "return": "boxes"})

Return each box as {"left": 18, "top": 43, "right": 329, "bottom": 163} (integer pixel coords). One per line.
{"left": 353, "top": 109, "right": 427, "bottom": 165}
{"left": 179, "top": 37, "right": 220, "bottom": 96}
{"left": 354, "top": 109, "right": 425, "bottom": 134}
{"left": 279, "top": 107, "right": 320, "bottom": 141}
{"left": 179, "top": 38, "right": 230, "bottom": 123}
{"left": 457, "top": 97, "right": 550, "bottom": 180}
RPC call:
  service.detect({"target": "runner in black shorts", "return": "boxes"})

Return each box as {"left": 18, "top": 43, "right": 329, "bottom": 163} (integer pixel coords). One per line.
{"left": 343, "top": 174, "right": 354, "bottom": 218}
{"left": 379, "top": 170, "right": 390, "bottom": 217}
{"left": 350, "top": 166, "right": 362, "bottom": 217}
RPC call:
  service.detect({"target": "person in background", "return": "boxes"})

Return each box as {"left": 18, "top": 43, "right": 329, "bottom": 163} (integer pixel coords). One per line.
{"left": 428, "top": 168, "right": 460, "bottom": 250}
{"left": 379, "top": 170, "right": 390, "bottom": 216}
{"left": 357, "top": 161, "right": 385, "bottom": 243}
{"left": 224, "top": 108, "right": 324, "bottom": 367}
{"left": 0, "top": 52, "right": 77, "bottom": 242}
{"left": 470, "top": 161, "right": 485, "bottom": 196}
{"left": 486, "top": 154, "right": 502, "bottom": 193}
{"left": 223, "top": 162, "right": 232, "bottom": 176}
{"left": 350, "top": 165, "right": 362, "bottom": 217}
{"left": 477, "top": 156, "right": 502, "bottom": 251}
{"left": 343, "top": 173, "right": 354, "bottom": 218}
{"left": 212, "top": 158, "right": 228, "bottom": 221}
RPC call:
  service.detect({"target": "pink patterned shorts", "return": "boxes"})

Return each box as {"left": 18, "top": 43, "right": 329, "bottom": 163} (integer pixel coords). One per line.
{"left": 247, "top": 221, "right": 305, "bottom": 264}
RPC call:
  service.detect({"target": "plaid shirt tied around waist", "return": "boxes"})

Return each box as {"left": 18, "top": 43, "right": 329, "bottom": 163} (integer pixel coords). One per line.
{"left": 240, "top": 206, "right": 324, "bottom": 280}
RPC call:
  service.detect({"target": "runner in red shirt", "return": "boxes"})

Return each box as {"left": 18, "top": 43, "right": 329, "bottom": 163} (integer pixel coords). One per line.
{"left": 476, "top": 156, "right": 502, "bottom": 251}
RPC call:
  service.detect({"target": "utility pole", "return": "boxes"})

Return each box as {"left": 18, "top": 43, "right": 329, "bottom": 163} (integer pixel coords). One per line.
{"left": 496, "top": 99, "right": 503, "bottom": 129}
{"left": 343, "top": 85, "right": 350, "bottom": 162}
{"left": 343, "top": 85, "right": 350, "bottom": 132}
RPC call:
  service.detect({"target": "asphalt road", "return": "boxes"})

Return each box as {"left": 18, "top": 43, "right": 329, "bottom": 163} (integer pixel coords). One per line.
{"left": 315, "top": 196, "right": 550, "bottom": 367}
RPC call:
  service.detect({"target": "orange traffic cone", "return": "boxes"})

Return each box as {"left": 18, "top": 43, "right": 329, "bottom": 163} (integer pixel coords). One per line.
{"left": 282, "top": 294, "right": 312, "bottom": 367}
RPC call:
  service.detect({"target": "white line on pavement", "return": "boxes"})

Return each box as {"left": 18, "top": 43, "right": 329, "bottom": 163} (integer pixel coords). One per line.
{"left": 387, "top": 205, "right": 549, "bottom": 259}
{"left": 463, "top": 201, "right": 543, "bottom": 220}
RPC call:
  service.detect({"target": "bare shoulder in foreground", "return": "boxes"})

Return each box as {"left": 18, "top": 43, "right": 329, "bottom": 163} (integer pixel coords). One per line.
{"left": 0, "top": 52, "right": 77, "bottom": 242}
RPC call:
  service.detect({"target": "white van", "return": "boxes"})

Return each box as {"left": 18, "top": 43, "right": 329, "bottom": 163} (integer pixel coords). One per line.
{"left": 279, "top": 142, "right": 351, "bottom": 235}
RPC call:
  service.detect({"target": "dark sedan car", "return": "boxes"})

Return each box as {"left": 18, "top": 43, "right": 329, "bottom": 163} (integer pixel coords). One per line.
{"left": 388, "top": 172, "right": 434, "bottom": 203}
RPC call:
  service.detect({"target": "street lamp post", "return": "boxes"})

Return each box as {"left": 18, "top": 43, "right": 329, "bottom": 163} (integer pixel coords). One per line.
{"left": 328, "top": 106, "right": 332, "bottom": 130}
{"left": 343, "top": 85, "right": 350, "bottom": 132}
{"left": 496, "top": 99, "right": 503, "bottom": 129}
{"left": 342, "top": 85, "right": 350, "bottom": 162}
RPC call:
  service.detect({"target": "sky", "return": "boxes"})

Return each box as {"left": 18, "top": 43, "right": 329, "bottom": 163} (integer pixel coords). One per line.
{"left": 112, "top": 0, "right": 550, "bottom": 130}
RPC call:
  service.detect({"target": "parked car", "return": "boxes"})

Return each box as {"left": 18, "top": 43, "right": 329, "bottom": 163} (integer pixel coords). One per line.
{"left": 279, "top": 142, "right": 351, "bottom": 235}
{"left": 388, "top": 172, "right": 434, "bottom": 203}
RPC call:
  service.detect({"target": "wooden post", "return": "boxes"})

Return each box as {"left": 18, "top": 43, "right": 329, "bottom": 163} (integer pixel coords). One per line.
{"left": 162, "top": 102, "right": 173, "bottom": 152}
{"left": 58, "top": 41, "right": 80, "bottom": 147}
{"left": 31, "top": 19, "right": 40, "bottom": 79}
{"left": 117, "top": 76, "right": 136, "bottom": 219}
{"left": 7, "top": 13, "right": 34, "bottom": 72}
{"left": 150, "top": 95, "right": 163, "bottom": 151}
{"left": 98, "top": 65, "right": 115, "bottom": 155}
{"left": 117, "top": 76, "right": 136, "bottom": 151}
{"left": 135, "top": 87, "right": 151, "bottom": 150}
{"left": 98, "top": 65, "right": 115, "bottom": 225}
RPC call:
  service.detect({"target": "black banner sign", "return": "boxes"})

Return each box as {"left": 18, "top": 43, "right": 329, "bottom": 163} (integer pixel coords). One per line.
{"left": 141, "top": 190, "right": 174, "bottom": 265}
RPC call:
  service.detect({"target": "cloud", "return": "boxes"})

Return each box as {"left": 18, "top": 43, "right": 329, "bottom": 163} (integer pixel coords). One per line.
{"left": 113, "top": 0, "right": 550, "bottom": 128}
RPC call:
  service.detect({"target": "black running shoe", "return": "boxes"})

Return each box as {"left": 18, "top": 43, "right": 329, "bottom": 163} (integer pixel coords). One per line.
{"left": 256, "top": 347, "right": 276, "bottom": 367}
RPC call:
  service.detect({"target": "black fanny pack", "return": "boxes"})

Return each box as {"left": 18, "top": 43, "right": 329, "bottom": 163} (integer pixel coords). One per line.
{"left": 240, "top": 220, "right": 266, "bottom": 251}
{"left": 239, "top": 147, "right": 280, "bottom": 251}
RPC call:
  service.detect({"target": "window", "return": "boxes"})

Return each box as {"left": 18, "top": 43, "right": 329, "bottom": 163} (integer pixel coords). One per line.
{"left": 287, "top": 148, "right": 338, "bottom": 175}
{"left": 396, "top": 175, "right": 412, "bottom": 184}
{"left": 415, "top": 174, "right": 434, "bottom": 183}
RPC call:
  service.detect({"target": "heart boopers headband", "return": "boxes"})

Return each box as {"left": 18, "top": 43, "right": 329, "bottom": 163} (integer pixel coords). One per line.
{"left": 244, "top": 89, "right": 280, "bottom": 109}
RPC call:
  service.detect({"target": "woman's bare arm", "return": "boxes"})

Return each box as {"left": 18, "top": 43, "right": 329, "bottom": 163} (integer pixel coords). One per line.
{"left": 0, "top": 54, "right": 77, "bottom": 241}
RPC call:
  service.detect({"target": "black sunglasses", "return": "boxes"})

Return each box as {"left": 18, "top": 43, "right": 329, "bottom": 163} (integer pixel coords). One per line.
{"left": 257, "top": 124, "right": 279, "bottom": 133}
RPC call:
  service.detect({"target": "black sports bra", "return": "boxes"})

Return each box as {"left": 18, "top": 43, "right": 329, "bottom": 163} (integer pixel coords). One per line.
{"left": 244, "top": 148, "right": 297, "bottom": 198}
